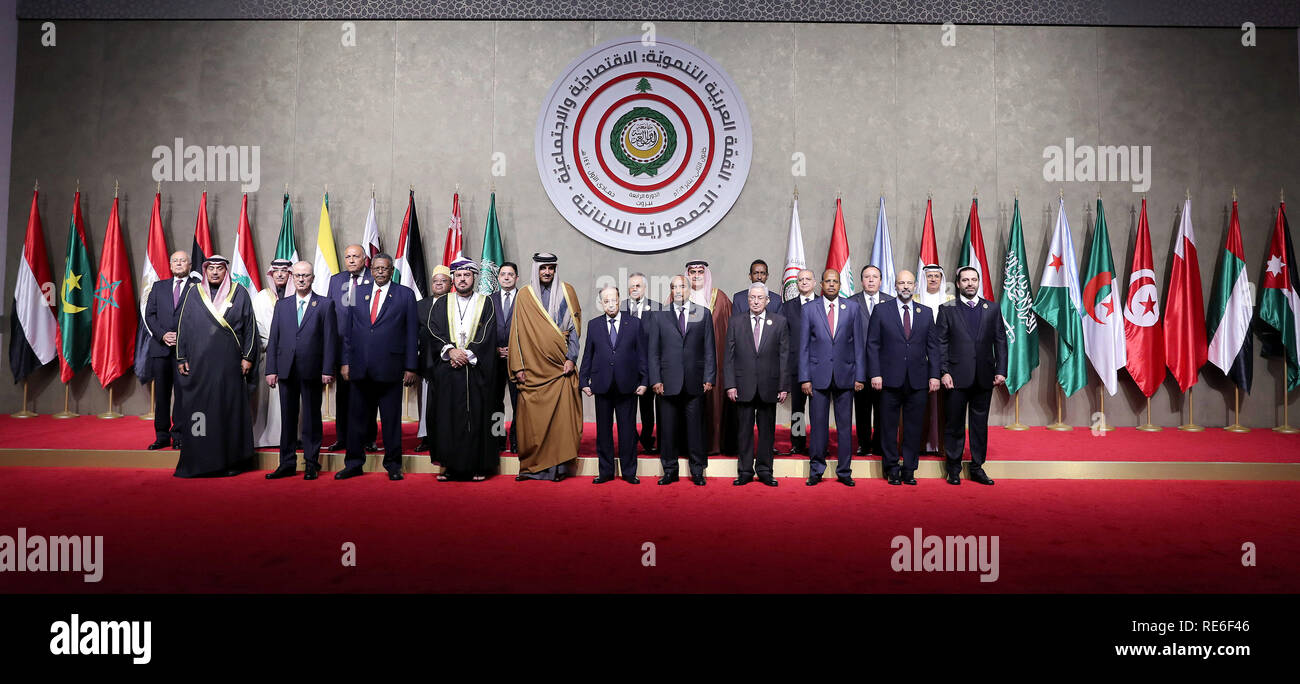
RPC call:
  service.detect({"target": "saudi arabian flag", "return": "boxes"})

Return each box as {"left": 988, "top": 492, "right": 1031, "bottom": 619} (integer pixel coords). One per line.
{"left": 58, "top": 191, "right": 93, "bottom": 383}
{"left": 1032, "top": 197, "right": 1088, "bottom": 397}
{"left": 477, "top": 192, "right": 504, "bottom": 295}
{"left": 998, "top": 198, "right": 1038, "bottom": 395}
{"left": 276, "top": 193, "right": 298, "bottom": 263}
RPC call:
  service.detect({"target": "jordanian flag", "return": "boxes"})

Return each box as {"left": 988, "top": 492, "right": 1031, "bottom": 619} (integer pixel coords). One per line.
{"left": 957, "top": 197, "right": 994, "bottom": 300}
{"left": 1257, "top": 201, "right": 1299, "bottom": 391}
{"left": 275, "top": 193, "right": 298, "bottom": 263}
{"left": 58, "top": 191, "right": 93, "bottom": 383}
{"left": 1032, "top": 197, "right": 1087, "bottom": 397}
{"left": 998, "top": 198, "right": 1038, "bottom": 395}
{"left": 1206, "top": 198, "right": 1253, "bottom": 392}
{"left": 478, "top": 191, "right": 504, "bottom": 295}
{"left": 1080, "top": 197, "right": 1126, "bottom": 395}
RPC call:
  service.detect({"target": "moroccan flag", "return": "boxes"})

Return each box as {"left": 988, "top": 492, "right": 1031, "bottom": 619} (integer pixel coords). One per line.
{"left": 9, "top": 189, "right": 59, "bottom": 383}
{"left": 190, "top": 190, "right": 213, "bottom": 277}
{"left": 1206, "top": 199, "right": 1253, "bottom": 393}
{"left": 1257, "top": 202, "right": 1299, "bottom": 391}
{"left": 957, "top": 197, "right": 995, "bottom": 300}
{"left": 311, "top": 193, "right": 338, "bottom": 296}
{"left": 394, "top": 189, "right": 428, "bottom": 300}
{"left": 1164, "top": 198, "right": 1207, "bottom": 392}
{"left": 442, "top": 192, "right": 463, "bottom": 267}
{"left": 91, "top": 196, "right": 137, "bottom": 387}
{"left": 1032, "top": 198, "right": 1088, "bottom": 397}
{"left": 133, "top": 191, "right": 171, "bottom": 383}
{"left": 998, "top": 198, "right": 1038, "bottom": 395}
{"left": 362, "top": 195, "right": 381, "bottom": 262}
{"left": 275, "top": 193, "right": 298, "bottom": 263}
{"left": 1123, "top": 197, "right": 1166, "bottom": 397}
{"left": 1080, "top": 197, "right": 1126, "bottom": 395}
{"left": 917, "top": 196, "right": 939, "bottom": 274}
{"left": 478, "top": 192, "right": 505, "bottom": 295}
{"left": 870, "top": 196, "right": 896, "bottom": 297}
{"left": 782, "top": 196, "right": 806, "bottom": 301}
{"left": 231, "top": 194, "right": 262, "bottom": 295}
{"left": 826, "top": 197, "right": 855, "bottom": 295}
{"left": 57, "top": 191, "right": 93, "bottom": 383}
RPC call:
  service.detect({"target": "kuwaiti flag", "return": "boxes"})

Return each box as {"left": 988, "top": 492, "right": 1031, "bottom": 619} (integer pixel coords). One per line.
{"left": 1080, "top": 196, "right": 1126, "bottom": 395}
{"left": 362, "top": 195, "right": 381, "bottom": 262}
{"left": 91, "top": 195, "right": 137, "bottom": 387}
{"left": 917, "top": 197, "right": 939, "bottom": 274}
{"left": 826, "top": 197, "right": 854, "bottom": 295}
{"left": 1164, "top": 197, "right": 1207, "bottom": 392}
{"left": 442, "top": 192, "right": 463, "bottom": 267}
{"left": 1032, "top": 197, "right": 1088, "bottom": 397}
{"left": 231, "top": 194, "right": 263, "bottom": 296}
{"left": 190, "top": 191, "right": 213, "bottom": 279}
{"left": 1123, "top": 197, "right": 1166, "bottom": 397}
{"left": 394, "top": 189, "right": 428, "bottom": 301}
{"left": 8, "top": 188, "right": 59, "bottom": 383}
{"left": 1206, "top": 198, "right": 1253, "bottom": 392}
{"left": 1257, "top": 201, "right": 1299, "bottom": 392}
{"left": 957, "top": 197, "right": 995, "bottom": 301}
{"left": 133, "top": 191, "right": 171, "bottom": 383}
{"left": 782, "top": 196, "right": 806, "bottom": 301}
{"left": 869, "top": 196, "right": 896, "bottom": 297}
{"left": 311, "top": 193, "right": 339, "bottom": 296}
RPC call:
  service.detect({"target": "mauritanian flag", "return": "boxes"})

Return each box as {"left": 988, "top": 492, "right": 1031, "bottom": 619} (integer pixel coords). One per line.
{"left": 91, "top": 195, "right": 137, "bottom": 387}
{"left": 311, "top": 193, "right": 339, "bottom": 296}
{"left": 998, "top": 198, "right": 1038, "bottom": 395}
{"left": 782, "top": 196, "right": 806, "bottom": 301}
{"left": 478, "top": 192, "right": 505, "bottom": 295}
{"left": 190, "top": 191, "right": 213, "bottom": 277}
{"left": 870, "top": 196, "right": 896, "bottom": 297}
{"left": 1032, "top": 197, "right": 1088, "bottom": 397}
{"left": 1080, "top": 197, "right": 1126, "bottom": 395}
{"left": 442, "top": 192, "right": 464, "bottom": 267}
{"left": 1206, "top": 198, "right": 1253, "bottom": 392}
{"left": 917, "top": 197, "right": 939, "bottom": 275}
{"left": 362, "top": 195, "right": 381, "bottom": 262}
{"left": 1164, "top": 198, "right": 1207, "bottom": 392}
{"left": 231, "top": 194, "right": 262, "bottom": 295}
{"left": 826, "top": 197, "right": 854, "bottom": 295}
{"left": 133, "top": 191, "right": 171, "bottom": 383}
{"left": 957, "top": 197, "right": 995, "bottom": 300}
{"left": 275, "top": 193, "right": 298, "bottom": 263}
{"left": 8, "top": 188, "right": 59, "bottom": 383}
{"left": 1257, "top": 201, "right": 1299, "bottom": 391}
{"left": 58, "top": 191, "right": 93, "bottom": 383}
{"left": 394, "top": 189, "right": 428, "bottom": 300}
{"left": 1123, "top": 197, "right": 1166, "bottom": 397}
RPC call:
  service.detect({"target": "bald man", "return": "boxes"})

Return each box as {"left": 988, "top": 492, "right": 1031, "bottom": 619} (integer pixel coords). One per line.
{"left": 326, "top": 244, "right": 377, "bottom": 452}
{"left": 144, "top": 250, "right": 199, "bottom": 449}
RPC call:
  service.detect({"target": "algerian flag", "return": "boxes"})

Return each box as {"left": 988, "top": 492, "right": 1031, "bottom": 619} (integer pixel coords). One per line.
{"left": 276, "top": 193, "right": 298, "bottom": 263}
{"left": 1080, "top": 197, "right": 1126, "bottom": 395}
{"left": 869, "top": 196, "right": 896, "bottom": 297}
{"left": 478, "top": 192, "right": 504, "bottom": 295}
{"left": 998, "top": 198, "right": 1038, "bottom": 395}
{"left": 1206, "top": 199, "right": 1253, "bottom": 392}
{"left": 1032, "top": 197, "right": 1088, "bottom": 397}
{"left": 312, "top": 193, "right": 339, "bottom": 296}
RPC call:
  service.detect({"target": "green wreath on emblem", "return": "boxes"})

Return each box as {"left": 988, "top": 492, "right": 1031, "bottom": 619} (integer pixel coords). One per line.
{"left": 609, "top": 106, "right": 677, "bottom": 177}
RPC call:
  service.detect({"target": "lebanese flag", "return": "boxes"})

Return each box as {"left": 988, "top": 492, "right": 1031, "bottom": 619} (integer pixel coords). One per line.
{"left": 133, "top": 192, "right": 171, "bottom": 383}
{"left": 190, "top": 191, "right": 213, "bottom": 277}
{"left": 957, "top": 197, "right": 995, "bottom": 300}
{"left": 1257, "top": 202, "right": 1299, "bottom": 391}
{"left": 1205, "top": 199, "right": 1253, "bottom": 392}
{"left": 8, "top": 189, "right": 59, "bottom": 383}
{"left": 442, "top": 192, "right": 463, "bottom": 267}
{"left": 1123, "top": 197, "right": 1166, "bottom": 397}
{"left": 90, "top": 196, "right": 137, "bottom": 387}
{"left": 825, "top": 197, "right": 854, "bottom": 295}
{"left": 231, "top": 194, "right": 263, "bottom": 294}
{"left": 1163, "top": 197, "right": 1207, "bottom": 392}
{"left": 917, "top": 197, "right": 939, "bottom": 274}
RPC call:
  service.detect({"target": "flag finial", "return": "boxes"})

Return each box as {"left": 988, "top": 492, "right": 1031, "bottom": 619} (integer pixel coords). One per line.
{"left": 156, "top": 180, "right": 160, "bottom": 193}
{"left": 1097, "top": 190, "right": 1101, "bottom": 200}
{"left": 114, "top": 179, "right": 119, "bottom": 198}
{"left": 491, "top": 181, "right": 496, "bottom": 193}
{"left": 1185, "top": 188, "right": 1190, "bottom": 201}
{"left": 1013, "top": 186, "right": 1018, "bottom": 199}
{"left": 1281, "top": 188, "right": 1285, "bottom": 203}
{"left": 455, "top": 183, "right": 460, "bottom": 194}
{"left": 76, "top": 178, "right": 80, "bottom": 192}
{"left": 1058, "top": 187, "right": 1063, "bottom": 200}
{"left": 927, "top": 189, "right": 932, "bottom": 200}
{"left": 371, "top": 183, "right": 375, "bottom": 198}
{"left": 1232, "top": 187, "right": 1237, "bottom": 202}
{"left": 34, "top": 178, "right": 38, "bottom": 192}
{"left": 409, "top": 184, "right": 414, "bottom": 192}
{"left": 972, "top": 186, "right": 977, "bottom": 198}
{"left": 793, "top": 185, "right": 798, "bottom": 200}
{"left": 324, "top": 183, "right": 328, "bottom": 194}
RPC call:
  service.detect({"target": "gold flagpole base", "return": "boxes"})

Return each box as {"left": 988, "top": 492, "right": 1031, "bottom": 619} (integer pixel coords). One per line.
{"left": 1135, "top": 423, "right": 1162, "bottom": 432}
{"left": 97, "top": 410, "right": 124, "bottom": 419}
{"left": 1224, "top": 423, "right": 1250, "bottom": 433}
{"left": 1097, "top": 422, "right": 1116, "bottom": 432}
{"left": 139, "top": 412, "right": 154, "bottom": 420}
{"left": 10, "top": 409, "right": 37, "bottom": 418}
{"left": 1178, "top": 423, "right": 1205, "bottom": 432}
{"left": 1273, "top": 424, "right": 1300, "bottom": 434}
{"left": 51, "top": 411, "right": 78, "bottom": 419}
{"left": 1045, "top": 422, "right": 1072, "bottom": 431}
{"left": 400, "top": 386, "right": 417, "bottom": 423}
{"left": 1005, "top": 422, "right": 1030, "bottom": 431}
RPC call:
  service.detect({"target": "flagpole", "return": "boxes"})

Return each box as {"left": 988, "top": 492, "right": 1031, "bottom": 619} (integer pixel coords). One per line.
{"left": 1136, "top": 397, "right": 1161, "bottom": 431}
{"left": 401, "top": 386, "right": 417, "bottom": 423}
{"left": 322, "top": 384, "right": 333, "bottom": 421}
{"left": 1178, "top": 387, "right": 1204, "bottom": 431}
{"left": 1047, "top": 384, "right": 1071, "bottom": 431}
{"left": 1275, "top": 388, "right": 1298, "bottom": 433}
{"left": 52, "top": 385, "right": 77, "bottom": 419}
{"left": 1097, "top": 387, "right": 1114, "bottom": 431}
{"left": 98, "top": 385, "right": 123, "bottom": 419}
{"left": 1006, "top": 392, "right": 1029, "bottom": 430}
{"left": 140, "top": 381, "right": 155, "bottom": 420}
{"left": 10, "top": 381, "right": 37, "bottom": 418}
{"left": 1224, "top": 387, "right": 1249, "bottom": 432}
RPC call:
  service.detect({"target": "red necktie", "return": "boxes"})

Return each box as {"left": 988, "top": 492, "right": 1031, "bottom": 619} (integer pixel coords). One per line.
{"left": 370, "top": 286, "right": 381, "bottom": 323}
{"left": 903, "top": 303, "right": 911, "bottom": 339}
{"left": 827, "top": 301, "right": 836, "bottom": 337}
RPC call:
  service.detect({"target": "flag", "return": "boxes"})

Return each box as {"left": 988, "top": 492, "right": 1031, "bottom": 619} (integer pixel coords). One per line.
{"left": 443, "top": 192, "right": 463, "bottom": 267}
{"left": 826, "top": 197, "right": 854, "bottom": 295}
{"left": 311, "top": 193, "right": 339, "bottom": 296}
{"left": 393, "top": 189, "right": 429, "bottom": 300}
{"left": 231, "top": 194, "right": 262, "bottom": 295}
{"left": 1206, "top": 198, "right": 1253, "bottom": 393}
{"left": 9, "top": 189, "right": 59, "bottom": 383}
{"left": 477, "top": 191, "right": 504, "bottom": 296}
{"left": 190, "top": 190, "right": 212, "bottom": 278}
{"left": 275, "top": 193, "right": 298, "bottom": 263}
{"left": 57, "top": 191, "right": 93, "bottom": 383}
{"left": 998, "top": 198, "right": 1038, "bottom": 395}
{"left": 1123, "top": 197, "right": 1166, "bottom": 397}
{"left": 917, "top": 196, "right": 939, "bottom": 274}
{"left": 782, "top": 196, "right": 806, "bottom": 301}
{"left": 362, "top": 195, "right": 381, "bottom": 262}
{"left": 1164, "top": 197, "right": 1207, "bottom": 392}
{"left": 1080, "top": 197, "right": 1126, "bottom": 395}
{"left": 90, "top": 195, "right": 137, "bottom": 387}
{"left": 1032, "top": 198, "right": 1088, "bottom": 397}
{"left": 133, "top": 191, "right": 171, "bottom": 383}
{"left": 869, "top": 196, "right": 896, "bottom": 297}
{"left": 1257, "top": 201, "right": 1299, "bottom": 391}
{"left": 957, "top": 197, "right": 995, "bottom": 300}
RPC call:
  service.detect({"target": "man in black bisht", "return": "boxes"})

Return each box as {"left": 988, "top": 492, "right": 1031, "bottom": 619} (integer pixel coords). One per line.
{"left": 174, "top": 255, "right": 258, "bottom": 478}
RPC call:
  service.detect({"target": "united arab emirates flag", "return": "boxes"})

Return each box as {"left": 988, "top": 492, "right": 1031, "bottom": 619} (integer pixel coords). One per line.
{"left": 58, "top": 191, "right": 93, "bottom": 383}
{"left": 1257, "top": 201, "right": 1299, "bottom": 392}
{"left": 998, "top": 198, "right": 1038, "bottom": 395}
{"left": 1206, "top": 199, "right": 1253, "bottom": 392}
{"left": 478, "top": 192, "right": 504, "bottom": 295}
{"left": 1032, "top": 197, "right": 1087, "bottom": 397}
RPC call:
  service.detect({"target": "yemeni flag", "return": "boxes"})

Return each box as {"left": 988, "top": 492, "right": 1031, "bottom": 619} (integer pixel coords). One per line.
{"left": 133, "top": 191, "right": 171, "bottom": 383}
{"left": 826, "top": 197, "right": 855, "bottom": 295}
{"left": 478, "top": 192, "right": 505, "bottom": 295}
{"left": 91, "top": 195, "right": 137, "bottom": 387}
{"left": 1123, "top": 197, "right": 1166, "bottom": 397}
{"left": 442, "top": 192, "right": 463, "bottom": 267}
{"left": 782, "top": 196, "right": 806, "bottom": 301}
{"left": 9, "top": 188, "right": 59, "bottom": 383}
{"left": 957, "top": 197, "right": 995, "bottom": 300}
{"left": 394, "top": 189, "right": 429, "bottom": 300}
{"left": 362, "top": 195, "right": 381, "bottom": 263}
{"left": 231, "top": 194, "right": 262, "bottom": 295}
{"left": 1206, "top": 199, "right": 1254, "bottom": 392}
{"left": 275, "top": 193, "right": 298, "bottom": 263}
{"left": 57, "top": 191, "right": 93, "bottom": 383}
{"left": 311, "top": 193, "right": 339, "bottom": 296}
{"left": 870, "top": 196, "right": 896, "bottom": 297}
{"left": 998, "top": 198, "right": 1038, "bottom": 395}
{"left": 1164, "top": 198, "right": 1207, "bottom": 392}
{"left": 190, "top": 190, "right": 213, "bottom": 277}
{"left": 1257, "top": 201, "right": 1299, "bottom": 391}
{"left": 1080, "top": 197, "right": 1126, "bottom": 395}
{"left": 1032, "top": 198, "right": 1088, "bottom": 397}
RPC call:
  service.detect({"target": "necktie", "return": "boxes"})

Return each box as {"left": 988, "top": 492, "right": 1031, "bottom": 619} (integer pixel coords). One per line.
{"left": 678, "top": 306, "right": 686, "bottom": 335}
{"left": 903, "top": 303, "right": 912, "bottom": 339}
{"left": 370, "top": 286, "right": 381, "bottom": 323}
{"left": 969, "top": 299, "right": 977, "bottom": 308}
{"left": 608, "top": 317, "right": 618, "bottom": 347}
{"left": 297, "top": 299, "right": 306, "bottom": 326}
{"left": 752, "top": 315, "right": 761, "bottom": 349}
{"left": 827, "top": 301, "right": 836, "bottom": 337}
{"left": 173, "top": 279, "right": 182, "bottom": 307}
{"left": 868, "top": 295, "right": 875, "bottom": 314}
{"left": 504, "top": 291, "right": 513, "bottom": 320}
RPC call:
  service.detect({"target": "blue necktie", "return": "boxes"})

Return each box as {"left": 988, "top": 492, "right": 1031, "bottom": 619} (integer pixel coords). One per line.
{"left": 608, "top": 317, "right": 617, "bottom": 347}
{"left": 297, "top": 300, "right": 306, "bottom": 326}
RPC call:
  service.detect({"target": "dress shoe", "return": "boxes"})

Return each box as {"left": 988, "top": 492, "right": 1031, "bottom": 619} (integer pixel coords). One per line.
{"left": 147, "top": 439, "right": 169, "bottom": 450}
{"left": 657, "top": 475, "right": 678, "bottom": 485}
{"left": 691, "top": 475, "right": 706, "bottom": 486}
{"left": 593, "top": 475, "right": 615, "bottom": 484}
{"left": 515, "top": 474, "right": 529, "bottom": 481}
{"left": 363, "top": 442, "right": 379, "bottom": 453}
{"left": 334, "top": 467, "right": 363, "bottom": 480}
{"left": 887, "top": 474, "right": 901, "bottom": 485}
{"left": 304, "top": 467, "right": 320, "bottom": 481}
{"left": 414, "top": 438, "right": 430, "bottom": 453}
{"left": 902, "top": 473, "right": 918, "bottom": 485}
{"left": 805, "top": 475, "right": 822, "bottom": 486}
{"left": 732, "top": 476, "right": 752, "bottom": 486}
{"left": 644, "top": 446, "right": 659, "bottom": 455}
{"left": 854, "top": 447, "right": 868, "bottom": 456}
{"left": 946, "top": 473, "right": 961, "bottom": 485}
{"left": 265, "top": 466, "right": 295, "bottom": 480}
{"left": 970, "top": 470, "right": 995, "bottom": 486}
{"left": 325, "top": 441, "right": 343, "bottom": 451}
{"left": 622, "top": 475, "right": 640, "bottom": 484}
{"left": 837, "top": 475, "right": 856, "bottom": 487}
{"left": 222, "top": 469, "right": 242, "bottom": 477}
{"left": 758, "top": 477, "right": 779, "bottom": 487}
{"left": 171, "top": 439, "right": 182, "bottom": 449}
{"left": 388, "top": 471, "right": 404, "bottom": 481}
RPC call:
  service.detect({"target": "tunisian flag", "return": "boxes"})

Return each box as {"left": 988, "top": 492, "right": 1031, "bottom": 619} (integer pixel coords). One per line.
{"left": 917, "top": 197, "right": 939, "bottom": 273}
{"left": 91, "top": 196, "right": 137, "bottom": 387}
{"left": 442, "top": 192, "right": 464, "bottom": 267}
{"left": 1123, "top": 197, "right": 1165, "bottom": 397}
{"left": 1164, "top": 197, "right": 1207, "bottom": 391}
{"left": 826, "top": 197, "right": 854, "bottom": 295}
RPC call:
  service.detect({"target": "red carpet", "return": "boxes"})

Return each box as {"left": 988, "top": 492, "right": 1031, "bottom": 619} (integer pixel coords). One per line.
{"left": 0, "top": 466, "right": 1294, "bottom": 593}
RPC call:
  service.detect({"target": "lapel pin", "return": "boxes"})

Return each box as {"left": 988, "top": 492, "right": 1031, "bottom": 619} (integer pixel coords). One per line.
{"left": 840, "top": 304, "right": 846, "bottom": 310}
{"left": 766, "top": 319, "right": 772, "bottom": 326}
{"left": 311, "top": 301, "right": 317, "bottom": 307}
{"left": 982, "top": 303, "right": 988, "bottom": 309}
{"left": 364, "top": 295, "right": 370, "bottom": 301}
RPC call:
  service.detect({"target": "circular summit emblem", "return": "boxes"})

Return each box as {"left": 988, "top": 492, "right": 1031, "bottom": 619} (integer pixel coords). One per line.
{"left": 535, "top": 37, "right": 753, "bottom": 252}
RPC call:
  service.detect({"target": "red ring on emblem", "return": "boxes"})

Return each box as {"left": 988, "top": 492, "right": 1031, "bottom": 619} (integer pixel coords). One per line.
{"left": 594, "top": 93, "right": 691, "bottom": 192}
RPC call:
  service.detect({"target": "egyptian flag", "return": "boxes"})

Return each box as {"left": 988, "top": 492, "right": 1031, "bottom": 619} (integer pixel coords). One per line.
{"left": 394, "top": 189, "right": 428, "bottom": 301}
{"left": 826, "top": 197, "right": 854, "bottom": 295}
{"left": 191, "top": 190, "right": 213, "bottom": 277}
{"left": 1123, "top": 197, "right": 1165, "bottom": 397}
{"left": 90, "top": 195, "right": 137, "bottom": 387}
{"left": 8, "top": 189, "right": 59, "bottom": 383}
{"left": 134, "top": 192, "right": 171, "bottom": 382}
{"left": 1206, "top": 198, "right": 1253, "bottom": 392}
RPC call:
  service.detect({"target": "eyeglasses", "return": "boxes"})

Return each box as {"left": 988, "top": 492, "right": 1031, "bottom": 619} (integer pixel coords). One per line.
{"left": 292, "top": 274, "right": 314, "bottom": 279}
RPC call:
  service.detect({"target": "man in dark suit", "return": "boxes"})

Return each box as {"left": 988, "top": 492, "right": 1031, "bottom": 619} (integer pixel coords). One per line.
{"left": 847, "top": 264, "right": 894, "bottom": 456}
{"left": 581, "top": 286, "right": 648, "bottom": 484}
{"left": 264, "top": 261, "right": 337, "bottom": 480}
{"left": 799, "top": 269, "right": 865, "bottom": 487}
{"left": 326, "top": 244, "right": 377, "bottom": 452}
{"left": 337, "top": 253, "right": 419, "bottom": 481}
{"left": 867, "top": 270, "right": 941, "bottom": 486}
{"left": 725, "top": 283, "right": 789, "bottom": 486}
{"left": 936, "top": 266, "right": 1007, "bottom": 486}
{"left": 782, "top": 268, "right": 818, "bottom": 455}
{"left": 731, "top": 259, "right": 782, "bottom": 315}
{"left": 647, "top": 275, "right": 714, "bottom": 486}
{"left": 489, "top": 261, "right": 520, "bottom": 453}
{"left": 143, "top": 251, "right": 197, "bottom": 449}
{"left": 621, "top": 272, "right": 662, "bottom": 455}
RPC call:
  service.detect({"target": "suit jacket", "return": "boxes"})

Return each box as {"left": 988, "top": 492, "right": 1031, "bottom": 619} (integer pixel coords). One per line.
{"left": 580, "top": 313, "right": 648, "bottom": 395}
{"left": 647, "top": 302, "right": 715, "bottom": 396}
{"left": 725, "top": 311, "right": 789, "bottom": 403}
{"left": 847, "top": 290, "right": 894, "bottom": 323}
{"left": 266, "top": 293, "right": 337, "bottom": 380}
{"left": 799, "top": 296, "right": 867, "bottom": 390}
{"left": 491, "top": 288, "right": 521, "bottom": 348}
{"left": 731, "top": 288, "right": 782, "bottom": 317}
{"left": 935, "top": 297, "right": 1008, "bottom": 389}
{"left": 327, "top": 270, "right": 373, "bottom": 347}
{"left": 143, "top": 276, "right": 197, "bottom": 358}
{"left": 782, "top": 295, "right": 815, "bottom": 392}
{"left": 341, "top": 281, "right": 418, "bottom": 383}
{"left": 867, "top": 298, "right": 941, "bottom": 390}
